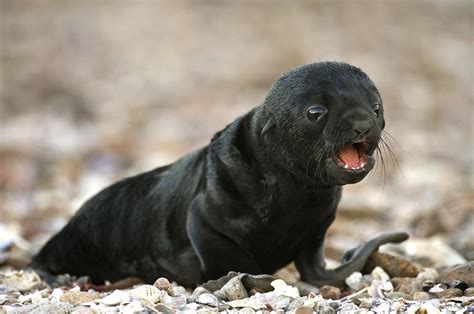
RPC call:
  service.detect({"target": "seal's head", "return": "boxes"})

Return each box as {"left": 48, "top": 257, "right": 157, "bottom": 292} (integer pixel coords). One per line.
{"left": 262, "top": 62, "right": 385, "bottom": 186}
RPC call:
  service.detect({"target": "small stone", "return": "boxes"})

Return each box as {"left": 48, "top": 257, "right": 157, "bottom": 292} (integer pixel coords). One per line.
{"left": 0, "top": 270, "right": 42, "bottom": 292}
{"left": 436, "top": 288, "right": 463, "bottom": 299}
{"left": 154, "top": 277, "right": 171, "bottom": 290}
{"left": 318, "top": 304, "right": 337, "bottom": 314}
{"left": 416, "top": 302, "right": 441, "bottom": 314}
{"left": 391, "top": 277, "right": 422, "bottom": 295}
{"left": 227, "top": 298, "right": 267, "bottom": 310}
{"left": 249, "top": 287, "right": 265, "bottom": 295}
{"left": 319, "top": 285, "right": 341, "bottom": 300}
{"left": 238, "top": 307, "right": 256, "bottom": 314}
{"left": 412, "top": 291, "right": 431, "bottom": 300}
{"left": 363, "top": 251, "right": 420, "bottom": 278}
{"left": 171, "top": 286, "right": 185, "bottom": 296}
{"left": 439, "top": 261, "right": 474, "bottom": 286}
{"left": 220, "top": 276, "right": 249, "bottom": 301}
{"left": 288, "top": 296, "right": 305, "bottom": 310}
{"left": 345, "top": 272, "right": 363, "bottom": 291}
{"left": 339, "top": 302, "right": 360, "bottom": 312}
{"left": 328, "top": 300, "right": 341, "bottom": 310}
{"left": 385, "top": 291, "right": 411, "bottom": 300}
{"left": 29, "top": 303, "right": 67, "bottom": 314}
{"left": 448, "top": 280, "right": 469, "bottom": 291}
{"left": 272, "top": 295, "right": 292, "bottom": 310}
{"left": 359, "top": 299, "right": 372, "bottom": 309}
{"left": 162, "top": 294, "right": 187, "bottom": 308}
{"left": 190, "top": 286, "right": 209, "bottom": 301}
{"left": 465, "top": 287, "right": 474, "bottom": 296}
{"left": 295, "top": 305, "right": 314, "bottom": 314}
{"left": 71, "top": 307, "right": 98, "bottom": 314}
{"left": 60, "top": 291, "right": 100, "bottom": 306}
{"left": 196, "top": 293, "right": 219, "bottom": 307}
{"left": 155, "top": 303, "right": 175, "bottom": 314}
{"left": 371, "top": 266, "right": 390, "bottom": 282}
{"left": 417, "top": 268, "right": 439, "bottom": 282}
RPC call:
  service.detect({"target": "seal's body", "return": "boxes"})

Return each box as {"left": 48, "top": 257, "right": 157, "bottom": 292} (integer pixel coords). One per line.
{"left": 33, "top": 62, "right": 407, "bottom": 287}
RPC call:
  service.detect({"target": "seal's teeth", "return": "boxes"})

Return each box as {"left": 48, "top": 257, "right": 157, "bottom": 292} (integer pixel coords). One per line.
{"left": 344, "top": 164, "right": 349, "bottom": 169}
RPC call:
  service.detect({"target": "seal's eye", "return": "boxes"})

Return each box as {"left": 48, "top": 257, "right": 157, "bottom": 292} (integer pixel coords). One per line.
{"left": 307, "top": 106, "right": 327, "bottom": 121}
{"left": 372, "top": 103, "right": 381, "bottom": 116}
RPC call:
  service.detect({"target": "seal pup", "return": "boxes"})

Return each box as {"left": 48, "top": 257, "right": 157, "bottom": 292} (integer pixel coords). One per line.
{"left": 32, "top": 62, "right": 408, "bottom": 287}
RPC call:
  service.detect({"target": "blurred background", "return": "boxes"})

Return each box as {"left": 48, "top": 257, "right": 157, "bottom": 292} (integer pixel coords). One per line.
{"left": 0, "top": 1, "right": 472, "bottom": 271}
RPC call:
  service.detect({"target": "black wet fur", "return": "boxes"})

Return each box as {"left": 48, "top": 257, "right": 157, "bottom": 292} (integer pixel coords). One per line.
{"left": 32, "top": 62, "right": 408, "bottom": 287}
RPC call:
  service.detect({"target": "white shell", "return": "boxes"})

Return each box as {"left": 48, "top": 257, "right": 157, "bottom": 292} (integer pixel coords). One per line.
{"left": 99, "top": 289, "right": 130, "bottom": 306}
{"left": 345, "top": 272, "right": 363, "bottom": 291}
{"left": 270, "top": 279, "right": 300, "bottom": 299}
{"left": 371, "top": 266, "right": 390, "bottom": 282}
{"left": 128, "top": 285, "right": 161, "bottom": 303}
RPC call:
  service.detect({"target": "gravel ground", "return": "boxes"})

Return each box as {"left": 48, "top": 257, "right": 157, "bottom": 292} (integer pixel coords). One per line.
{"left": 0, "top": 1, "right": 472, "bottom": 312}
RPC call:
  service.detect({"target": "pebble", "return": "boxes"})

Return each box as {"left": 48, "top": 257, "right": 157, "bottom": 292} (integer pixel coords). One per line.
{"left": 412, "top": 291, "right": 431, "bottom": 300}
{"left": 271, "top": 294, "right": 292, "bottom": 310}
{"left": 465, "top": 287, "right": 474, "bottom": 296}
{"left": 155, "top": 303, "right": 175, "bottom": 313}
{"left": 30, "top": 302, "right": 68, "bottom": 314}
{"left": 295, "top": 305, "right": 314, "bottom": 314}
{"left": 345, "top": 272, "right": 363, "bottom": 291}
{"left": 238, "top": 307, "right": 256, "bottom": 314}
{"left": 196, "top": 293, "right": 219, "bottom": 307}
{"left": 448, "top": 280, "right": 468, "bottom": 291}
{"left": 153, "top": 277, "right": 174, "bottom": 296}
{"left": 436, "top": 288, "right": 463, "bottom": 299}
{"left": 385, "top": 291, "right": 411, "bottom": 300}
{"left": 0, "top": 270, "right": 42, "bottom": 292}
{"left": 371, "top": 266, "right": 390, "bottom": 282}
{"left": 70, "top": 307, "right": 98, "bottom": 314}
{"left": 417, "top": 268, "right": 439, "bottom": 282}
{"left": 418, "top": 301, "right": 441, "bottom": 314}
{"left": 226, "top": 298, "right": 267, "bottom": 310}
{"left": 364, "top": 251, "right": 420, "bottom": 278}
{"left": 391, "top": 277, "right": 422, "bottom": 295}
{"left": 287, "top": 296, "right": 305, "bottom": 310}
{"left": 59, "top": 291, "right": 100, "bottom": 306}
{"left": 319, "top": 285, "right": 341, "bottom": 300}
{"left": 220, "top": 276, "right": 249, "bottom": 301}
{"left": 439, "top": 261, "right": 474, "bottom": 286}
{"left": 190, "top": 286, "right": 210, "bottom": 301}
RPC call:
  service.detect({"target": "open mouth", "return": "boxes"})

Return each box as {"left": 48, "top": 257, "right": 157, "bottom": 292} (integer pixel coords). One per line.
{"left": 336, "top": 141, "right": 370, "bottom": 170}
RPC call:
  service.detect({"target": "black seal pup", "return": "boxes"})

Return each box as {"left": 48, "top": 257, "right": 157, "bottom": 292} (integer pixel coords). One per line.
{"left": 32, "top": 62, "right": 408, "bottom": 287}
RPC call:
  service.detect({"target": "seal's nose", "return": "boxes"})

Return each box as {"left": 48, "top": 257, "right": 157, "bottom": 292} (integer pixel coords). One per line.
{"left": 352, "top": 119, "right": 372, "bottom": 136}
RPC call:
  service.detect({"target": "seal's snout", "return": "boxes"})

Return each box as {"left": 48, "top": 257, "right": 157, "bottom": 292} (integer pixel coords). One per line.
{"left": 352, "top": 119, "right": 372, "bottom": 137}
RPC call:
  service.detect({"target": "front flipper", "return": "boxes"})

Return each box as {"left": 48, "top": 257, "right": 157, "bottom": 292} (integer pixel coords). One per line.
{"left": 186, "top": 194, "right": 262, "bottom": 282}
{"left": 296, "top": 232, "right": 409, "bottom": 287}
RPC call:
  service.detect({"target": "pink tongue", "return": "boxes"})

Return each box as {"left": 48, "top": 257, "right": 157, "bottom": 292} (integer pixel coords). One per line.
{"left": 339, "top": 146, "right": 360, "bottom": 168}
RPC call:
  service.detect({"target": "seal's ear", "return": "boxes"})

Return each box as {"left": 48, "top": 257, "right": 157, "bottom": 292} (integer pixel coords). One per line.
{"left": 261, "top": 116, "right": 276, "bottom": 137}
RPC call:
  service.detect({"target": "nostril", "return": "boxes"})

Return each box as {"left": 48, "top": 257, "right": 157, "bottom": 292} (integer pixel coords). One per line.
{"left": 353, "top": 121, "right": 372, "bottom": 135}
{"left": 354, "top": 126, "right": 371, "bottom": 135}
